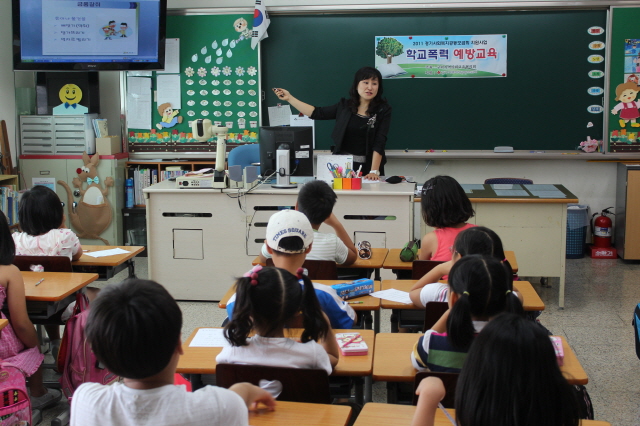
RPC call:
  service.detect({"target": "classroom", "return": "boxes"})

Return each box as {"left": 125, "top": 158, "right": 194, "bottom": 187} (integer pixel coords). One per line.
{"left": 1, "top": 0, "right": 640, "bottom": 425}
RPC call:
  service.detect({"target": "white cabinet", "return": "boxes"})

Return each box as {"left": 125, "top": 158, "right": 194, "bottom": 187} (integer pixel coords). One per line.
{"left": 19, "top": 155, "right": 126, "bottom": 246}
{"left": 20, "top": 115, "right": 97, "bottom": 155}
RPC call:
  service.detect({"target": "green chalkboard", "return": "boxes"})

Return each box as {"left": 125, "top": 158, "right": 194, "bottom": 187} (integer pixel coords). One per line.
{"left": 261, "top": 10, "right": 607, "bottom": 151}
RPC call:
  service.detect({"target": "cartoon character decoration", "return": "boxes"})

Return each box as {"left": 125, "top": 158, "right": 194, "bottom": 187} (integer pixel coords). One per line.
{"left": 119, "top": 22, "right": 128, "bottom": 37}
{"left": 611, "top": 81, "right": 640, "bottom": 128}
{"left": 52, "top": 83, "right": 88, "bottom": 115}
{"left": 234, "top": 17, "right": 252, "bottom": 42}
{"left": 57, "top": 152, "right": 114, "bottom": 245}
{"left": 628, "top": 74, "right": 639, "bottom": 85}
{"left": 156, "top": 102, "right": 183, "bottom": 130}
{"left": 102, "top": 20, "right": 116, "bottom": 39}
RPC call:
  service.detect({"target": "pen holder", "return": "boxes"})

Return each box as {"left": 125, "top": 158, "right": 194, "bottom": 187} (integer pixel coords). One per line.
{"left": 343, "top": 178, "right": 352, "bottom": 190}
{"left": 351, "top": 178, "right": 362, "bottom": 190}
{"left": 333, "top": 178, "right": 343, "bottom": 190}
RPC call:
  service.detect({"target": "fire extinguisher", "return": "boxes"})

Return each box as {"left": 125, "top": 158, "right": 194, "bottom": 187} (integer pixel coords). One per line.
{"left": 591, "top": 207, "right": 615, "bottom": 248}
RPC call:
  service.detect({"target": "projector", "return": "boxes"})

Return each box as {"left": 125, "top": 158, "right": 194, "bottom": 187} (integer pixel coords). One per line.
{"left": 176, "top": 175, "right": 215, "bottom": 189}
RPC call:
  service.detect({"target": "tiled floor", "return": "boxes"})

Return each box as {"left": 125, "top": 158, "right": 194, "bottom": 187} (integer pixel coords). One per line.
{"left": 42, "top": 257, "right": 640, "bottom": 425}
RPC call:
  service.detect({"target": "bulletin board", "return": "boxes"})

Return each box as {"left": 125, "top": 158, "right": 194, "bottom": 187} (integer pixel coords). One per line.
{"left": 126, "top": 14, "right": 260, "bottom": 152}
{"left": 261, "top": 10, "right": 607, "bottom": 151}
{"left": 609, "top": 7, "right": 640, "bottom": 152}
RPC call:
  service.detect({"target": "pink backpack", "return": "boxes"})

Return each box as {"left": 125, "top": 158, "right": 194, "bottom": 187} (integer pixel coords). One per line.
{"left": 0, "top": 360, "right": 31, "bottom": 426}
{"left": 58, "top": 293, "right": 118, "bottom": 401}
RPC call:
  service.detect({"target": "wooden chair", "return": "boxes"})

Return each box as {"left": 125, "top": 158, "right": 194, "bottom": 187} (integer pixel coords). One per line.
{"left": 411, "top": 260, "right": 444, "bottom": 279}
{"left": 484, "top": 178, "right": 533, "bottom": 185}
{"left": 216, "top": 364, "right": 332, "bottom": 404}
{"left": 422, "top": 301, "right": 449, "bottom": 332}
{"left": 13, "top": 255, "right": 73, "bottom": 272}
{"left": 412, "top": 371, "right": 460, "bottom": 408}
{"left": 266, "top": 258, "right": 338, "bottom": 280}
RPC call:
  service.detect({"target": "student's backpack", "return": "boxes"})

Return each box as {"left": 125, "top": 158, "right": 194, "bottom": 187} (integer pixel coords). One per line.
{"left": 0, "top": 360, "right": 31, "bottom": 425}
{"left": 633, "top": 302, "right": 640, "bottom": 360}
{"left": 58, "top": 292, "right": 118, "bottom": 401}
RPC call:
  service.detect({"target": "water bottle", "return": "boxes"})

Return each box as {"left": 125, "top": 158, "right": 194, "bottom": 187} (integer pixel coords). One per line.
{"left": 125, "top": 178, "right": 134, "bottom": 208}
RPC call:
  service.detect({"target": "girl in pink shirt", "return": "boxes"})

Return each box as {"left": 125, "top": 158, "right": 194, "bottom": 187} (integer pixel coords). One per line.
{"left": 419, "top": 175, "right": 475, "bottom": 261}
{"left": 0, "top": 212, "right": 62, "bottom": 411}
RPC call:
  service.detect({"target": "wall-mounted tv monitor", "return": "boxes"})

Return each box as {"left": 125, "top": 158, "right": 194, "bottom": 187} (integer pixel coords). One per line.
{"left": 13, "top": 0, "right": 167, "bottom": 71}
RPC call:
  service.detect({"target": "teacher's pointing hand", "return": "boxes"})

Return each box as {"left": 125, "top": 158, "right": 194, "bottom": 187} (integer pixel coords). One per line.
{"left": 272, "top": 88, "right": 291, "bottom": 102}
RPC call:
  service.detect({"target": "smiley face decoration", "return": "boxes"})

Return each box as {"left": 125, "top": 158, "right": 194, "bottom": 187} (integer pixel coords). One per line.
{"left": 53, "top": 83, "right": 89, "bottom": 115}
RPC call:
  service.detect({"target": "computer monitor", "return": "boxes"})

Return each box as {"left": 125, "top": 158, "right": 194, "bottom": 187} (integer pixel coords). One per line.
{"left": 259, "top": 126, "right": 314, "bottom": 188}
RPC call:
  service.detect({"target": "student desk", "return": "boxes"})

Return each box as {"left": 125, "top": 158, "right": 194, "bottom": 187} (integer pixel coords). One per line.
{"left": 144, "top": 180, "right": 412, "bottom": 300}
{"left": 0, "top": 319, "right": 7, "bottom": 331}
{"left": 23, "top": 271, "right": 99, "bottom": 319}
{"left": 72, "top": 245, "right": 145, "bottom": 280}
{"left": 177, "top": 327, "right": 375, "bottom": 404}
{"left": 380, "top": 280, "right": 543, "bottom": 332}
{"left": 353, "top": 403, "right": 611, "bottom": 426}
{"left": 372, "top": 333, "right": 587, "bottom": 403}
{"left": 219, "top": 280, "right": 382, "bottom": 331}
{"left": 249, "top": 401, "right": 352, "bottom": 426}
{"left": 251, "top": 248, "right": 389, "bottom": 281}
{"left": 417, "top": 184, "right": 578, "bottom": 308}
{"left": 382, "top": 249, "right": 519, "bottom": 273}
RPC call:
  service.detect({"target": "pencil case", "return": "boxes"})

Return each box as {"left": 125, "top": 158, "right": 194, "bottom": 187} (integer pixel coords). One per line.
{"left": 550, "top": 336, "right": 564, "bottom": 366}
{"left": 331, "top": 279, "right": 374, "bottom": 300}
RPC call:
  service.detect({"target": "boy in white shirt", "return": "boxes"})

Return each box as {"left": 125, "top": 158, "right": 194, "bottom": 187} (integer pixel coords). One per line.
{"left": 71, "top": 279, "right": 275, "bottom": 426}
{"left": 259, "top": 180, "right": 357, "bottom": 266}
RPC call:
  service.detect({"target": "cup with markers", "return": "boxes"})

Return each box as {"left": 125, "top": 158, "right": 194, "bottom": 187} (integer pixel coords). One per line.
{"left": 332, "top": 165, "right": 362, "bottom": 190}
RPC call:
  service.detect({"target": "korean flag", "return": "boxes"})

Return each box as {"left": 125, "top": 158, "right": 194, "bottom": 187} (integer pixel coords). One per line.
{"left": 251, "top": 0, "right": 270, "bottom": 50}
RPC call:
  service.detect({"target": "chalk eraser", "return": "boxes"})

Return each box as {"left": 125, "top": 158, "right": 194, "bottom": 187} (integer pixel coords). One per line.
{"left": 494, "top": 146, "right": 514, "bottom": 153}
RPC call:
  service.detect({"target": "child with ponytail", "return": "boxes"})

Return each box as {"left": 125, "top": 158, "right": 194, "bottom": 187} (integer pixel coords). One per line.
{"left": 217, "top": 266, "right": 340, "bottom": 373}
{"left": 411, "top": 255, "right": 523, "bottom": 373}
{"left": 409, "top": 226, "right": 514, "bottom": 307}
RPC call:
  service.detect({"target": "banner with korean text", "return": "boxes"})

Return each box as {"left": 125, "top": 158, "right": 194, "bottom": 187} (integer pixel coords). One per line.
{"left": 375, "top": 35, "right": 507, "bottom": 79}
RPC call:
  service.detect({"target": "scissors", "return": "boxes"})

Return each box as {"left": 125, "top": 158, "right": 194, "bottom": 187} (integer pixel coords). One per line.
{"left": 326, "top": 163, "right": 339, "bottom": 177}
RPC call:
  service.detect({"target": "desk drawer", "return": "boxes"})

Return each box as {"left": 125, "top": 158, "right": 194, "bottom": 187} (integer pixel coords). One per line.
{"left": 21, "top": 125, "right": 53, "bottom": 134}
{"left": 21, "top": 116, "right": 53, "bottom": 125}
{"left": 21, "top": 142, "right": 55, "bottom": 154}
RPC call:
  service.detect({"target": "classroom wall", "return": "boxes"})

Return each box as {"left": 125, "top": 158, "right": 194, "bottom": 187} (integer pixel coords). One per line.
{"left": 0, "top": 0, "right": 623, "bottom": 236}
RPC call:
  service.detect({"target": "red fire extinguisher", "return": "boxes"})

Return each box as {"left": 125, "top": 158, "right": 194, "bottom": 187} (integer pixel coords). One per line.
{"left": 592, "top": 207, "right": 614, "bottom": 248}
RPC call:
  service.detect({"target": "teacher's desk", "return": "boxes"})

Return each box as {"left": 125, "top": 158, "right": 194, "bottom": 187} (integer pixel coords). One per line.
{"left": 144, "top": 180, "right": 414, "bottom": 300}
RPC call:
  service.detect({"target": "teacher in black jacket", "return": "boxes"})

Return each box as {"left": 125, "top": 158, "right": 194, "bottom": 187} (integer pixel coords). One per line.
{"left": 273, "top": 66, "right": 392, "bottom": 181}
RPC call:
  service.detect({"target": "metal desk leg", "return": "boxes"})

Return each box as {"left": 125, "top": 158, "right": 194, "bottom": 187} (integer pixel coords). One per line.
{"left": 390, "top": 309, "right": 399, "bottom": 333}
{"left": 126, "top": 259, "right": 137, "bottom": 279}
{"left": 354, "top": 377, "right": 364, "bottom": 406}
{"left": 374, "top": 310, "right": 380, "bottom": 334}
{"left": 386, "top": 382, "right": 398, "bottom": 404}
{"left": 374, "top": 267, "right": 381, "bottom": 281}
{"left": 362, "top": 311, "right": 373, "bottom": 330}
{"left": 188, "top": 374, "right": 205, "bottom": 391}
{"left": 364, "top": 376, "right": 373, "bottom": 403}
